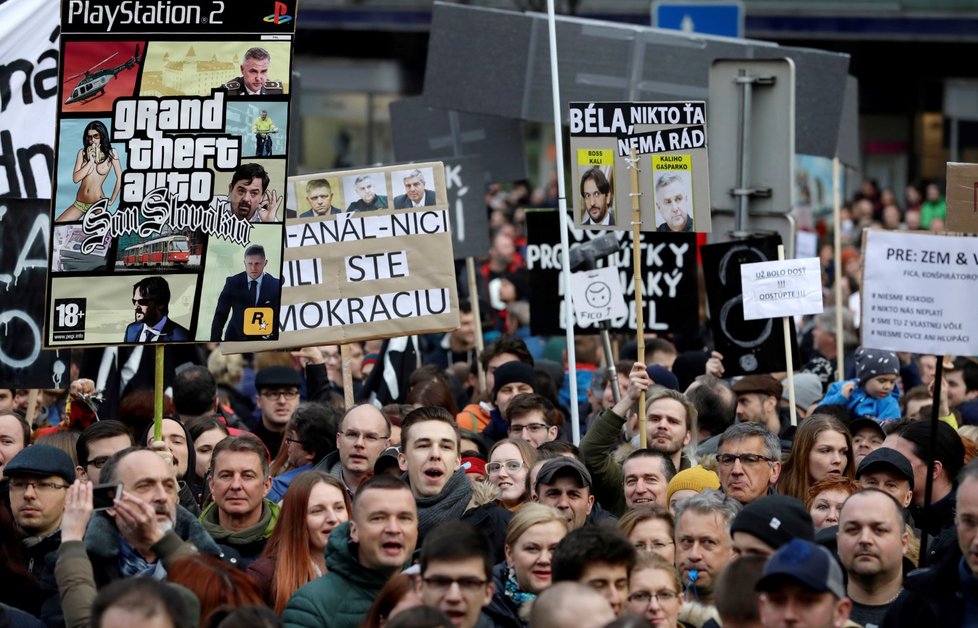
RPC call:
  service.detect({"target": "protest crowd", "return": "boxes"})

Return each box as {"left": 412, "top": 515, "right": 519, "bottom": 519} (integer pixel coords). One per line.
{"left": 3, "top": 178, "right": 978, "bottom": 628}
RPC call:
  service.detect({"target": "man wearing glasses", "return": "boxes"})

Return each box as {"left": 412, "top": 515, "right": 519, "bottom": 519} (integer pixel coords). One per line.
{"left": 6, "top": 445, "right": 75, "bottom": 580}
{"left": 124, "top": 276, "right": 191, "bottom": 343}
{"left": 314, "top": 404, "right": 391, "bottom": 500}
{"left": 715, "top": 422, "right": 782, "bottom": 505}
{"left": 505, "top": 393, "right": 558, "bottom": 448}
{"left": 75, "top": 420, "right": 134, "bottom": 483}
{"left": 252, "top": 366, "right": 302, "bottom": 456}
{"left": 418, "top": 521, "right": 496, "bottom": 628}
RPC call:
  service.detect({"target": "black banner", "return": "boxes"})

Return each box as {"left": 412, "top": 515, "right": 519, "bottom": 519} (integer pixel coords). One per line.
{"left": 525, "top": 209, "right": 697, "bottom": 335}
{"left": 444, "top": 155, "right": 490, "bottom": 260}
{"left": 0, "top": 199, "right": 65, "bottom": 387}
{"left": 701, "top": 235, "right": 800, "bottom": 377}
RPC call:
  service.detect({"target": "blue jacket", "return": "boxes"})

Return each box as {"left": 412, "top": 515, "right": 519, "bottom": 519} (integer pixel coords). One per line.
{"left": 820, "top": 379, "right": 901, "bottom": 422}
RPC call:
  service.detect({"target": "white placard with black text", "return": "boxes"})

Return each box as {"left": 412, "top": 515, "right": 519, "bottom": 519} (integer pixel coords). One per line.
{"left": 569, "top": 267, "right": 628, "bottom": 324}
{"left": 741, "top": 258, "right": 823, "bottom": 321}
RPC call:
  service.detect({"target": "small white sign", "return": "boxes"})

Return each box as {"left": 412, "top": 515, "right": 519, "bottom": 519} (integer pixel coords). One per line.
{"left": 569, "top": 267, "right": 628, "bottom": 324}
{"left": 741, "top": 258, "right": 823, "bottom": 321}
{"left": 862, "top": 230, "right": 978, "bottom": 355}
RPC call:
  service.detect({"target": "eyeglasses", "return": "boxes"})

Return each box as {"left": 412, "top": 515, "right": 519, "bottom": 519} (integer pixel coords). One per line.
{"left": 341, "top": 430, "right": 389, "bottom": 444}
{"left": 628, "top": 590, "right": 679, "bottom": 605}
{"left": 285, "top": 438, "right": 305, "bottom": 447}
{"left": 9, "top": 480, "right": 70, "bottom": 493}
{"left": 508, "top": 423, "right": 550, "bottom": 436}
{"left": 422, "top": 576, "right": 488, "bottom": 593}
{"left": 85, "top": 456, "right": 111, "bottom": 469}
{"left": 486, "top": 460, "right": 524, "bottom": 475}
{"left": 634, "top": 540, "right": 674, "bottom": 552}
{"left": 132, "top": 298, "right": 153, "bottom": 306}
{"left": 717, "top": 453, "right": 774, "bottom": 467}
{"left": 260, "top": 389, "right": 299, "bottom": 400}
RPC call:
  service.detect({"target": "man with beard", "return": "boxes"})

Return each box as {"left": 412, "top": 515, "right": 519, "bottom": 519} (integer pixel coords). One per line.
{"left": 346, "top": 174, "right": 388, "bottom": 212}
{"left": 55, "top": 446, "right": 221, "bottom": 619}
{"left": 580, "top": 167, "right": 615, "bottom": 226}
{"left": 655, "top": 172, "right": 693, "bottom": 232}
{"left": 837, "top": 489, "right": 908, "bottom": 628}
{"left": 581, "top": 362, "right": 693, "bottom": 515}
{"left": 213, "top": 163, "right": 281, "bottom": 223}
{"left": 124, "top": 277, "right": 191, "bottom": 342}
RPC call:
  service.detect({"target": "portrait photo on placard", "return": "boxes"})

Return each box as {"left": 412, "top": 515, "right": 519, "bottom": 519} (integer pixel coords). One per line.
{"left": 342, "top": 171, "right": 390, "bottom": 212}
{"left": 391, "top": 167, "right": 437, "bottom": 209}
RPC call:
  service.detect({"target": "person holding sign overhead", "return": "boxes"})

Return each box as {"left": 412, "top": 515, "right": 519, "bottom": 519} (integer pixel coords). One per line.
{"left": 210, "top": 244, "right": 281, "bottom": 342}
{"left": 580, "top": 167, "right": 615, "bottom": 226}
{"left": 654, "top": 172, "right": 693, "bottom": 233}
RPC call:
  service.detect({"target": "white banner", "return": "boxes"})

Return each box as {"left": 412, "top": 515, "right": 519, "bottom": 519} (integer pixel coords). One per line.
{"left": 741, "top": 257, "right": 823, "bottom": 321}
{"left": 862, "top": 230, "right": 978, "bottom": 354}
{"left": 0, "top": 0, "right": 58, "bottom": 198}
{"left": 569, "top": 266, "right": 628, "bottom": 324}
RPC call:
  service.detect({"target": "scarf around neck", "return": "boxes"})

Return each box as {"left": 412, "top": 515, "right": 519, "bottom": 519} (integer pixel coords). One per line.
{"left": 414, "top": 469, "right": 472, "bottom": 540}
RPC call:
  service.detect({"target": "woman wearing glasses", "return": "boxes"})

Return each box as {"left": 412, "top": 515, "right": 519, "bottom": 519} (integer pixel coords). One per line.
{"left": 617, "top": 505, "right": 676, "bottom": 563}
{"left": 626, "top": 552, "right": 688, "bottom": 628}
{"left": 486, "top": 438, "right": 537, "bottom": 511}
{"left": 485, "top": 503, "right": 568, "bottom": 627}
{"left": 248, "top": 470, "right": 350, "bottom": 613}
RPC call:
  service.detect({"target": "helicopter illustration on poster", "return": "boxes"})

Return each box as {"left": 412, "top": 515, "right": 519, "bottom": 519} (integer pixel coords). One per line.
{"left": 64, "top": 45, "right": 141, "bottom": 105}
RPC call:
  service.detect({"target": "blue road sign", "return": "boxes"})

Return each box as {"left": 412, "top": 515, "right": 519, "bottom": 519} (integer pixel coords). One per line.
{"left": 652, "top": 1, "right": 744, "bottom": 38}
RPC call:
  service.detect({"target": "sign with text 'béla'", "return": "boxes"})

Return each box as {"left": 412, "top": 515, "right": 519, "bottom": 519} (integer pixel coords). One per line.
{"left": 740, "top": 258, "right": 823, "bottom": 321}
{"left": 222, "top": 161, "right": 460, "bottom": 353}
{"left": 862, "top": 230, "right": 978, "bottom": 355}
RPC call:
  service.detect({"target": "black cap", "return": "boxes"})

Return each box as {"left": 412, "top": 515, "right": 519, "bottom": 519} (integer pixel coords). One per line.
{"left": 4, "top": 444, "right": 75, "bottom": 485}
{"left": 254, "top": 366, "right": 302, "bottom": 390}
{"left": 856, "top": 447, "right": 915, "bottom": 491}
{"left": 731, "top": 495, "right": 814, "bottom": 551}
{"left": 535, "top": 457, "right": 592, "bottom": 493}
{"left": 848, "top": 417, "right": 885, "bottom": 440}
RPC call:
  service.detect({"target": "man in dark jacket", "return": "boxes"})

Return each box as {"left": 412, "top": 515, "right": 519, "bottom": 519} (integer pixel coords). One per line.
{"left": 283, "top": 475, "right": 418, "bottom": 628}
{"left": 883, "top": 457, "right": 978, "bottom": 627}
{"left": 419, "top": 521, "right": 496, "bottom": 628}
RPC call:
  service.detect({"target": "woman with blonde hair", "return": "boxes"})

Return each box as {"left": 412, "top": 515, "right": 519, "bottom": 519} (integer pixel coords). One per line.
{"left": 777, "top": 414, "right": 854, "bottom": 501}
{"left": 486, "top": 438, "right": 537, "bottom": 511}
{"left": 618, "top": 505, "right": 676, "bottom": 563}
{"left": 626, "top": 552, "right": 687, "bottom": 628}
{"left": 485, "top": 503, "right": 569, "bottom": 627}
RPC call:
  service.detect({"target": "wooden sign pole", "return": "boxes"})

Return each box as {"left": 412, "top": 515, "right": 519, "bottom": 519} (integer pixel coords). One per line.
{"left": 628, "top": 148, "right": 647, "bottom": 448}
{"left": 340, "top": 343, "right": 355, "bottom": 411}
{"left": 466, "top": 257, "right": 487, "bottom": 393}
{"left": 154, "top": 345, "right": 164, "bottom": 442}
{"left": 778, "top": 244, "right": 798, "bottom": 427}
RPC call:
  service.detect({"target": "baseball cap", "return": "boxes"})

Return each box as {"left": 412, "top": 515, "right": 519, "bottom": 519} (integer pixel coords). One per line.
{"left": 4, "top": 444, "right": 76, "bottom": 486}
{"left": 732, "top": 375, "right": 783, "bottom": 399}
{"left": 756, "top": 539, "right": 846, "bottom": 598}
{"left": 855, "top": 447, "right": 915, "bottom": 490}
{"left": 373, "top": 446, "right": 401, "bottom": 475}
{"left": 731, "top": 495, "right": 815, "bottom": 550}
{"left": 848, "top": 417, "right": 885, "bottom": 440}
{"left": 535, "top": 457, "right": 592, "bottom": 492}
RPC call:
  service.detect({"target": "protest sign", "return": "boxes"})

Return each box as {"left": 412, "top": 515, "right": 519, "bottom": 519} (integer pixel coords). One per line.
{"left": 741, "top": 258, "right": 823, "bottom": 321}
{"left": 0, "top": 199, "right": 66, "bottom": 387}
{"left": 45, "top": 0, "right": 297, "bottom": 347}
{"left": 569, "top": 102, "right": 711, "bottom": 233}
{"left": 0, "top": 1, "right": 58, "bottom": 199}
{"left": 702, "top": 236, "right": 799, "bottom": 376}
{"left": 525, "top": 209, "right": 697, "bottom": 335}
{"left": 569, "top": 267, "right": 628, "bottom": 325}
{"left": 862, "top": 230, "right": 978, "bottom": 355}
{"left": 444, "top": 155, "right": 491, "bottom": 260}
{"left": 945, "top": 162, "right": 978, "bottom": 233}
{"left": 224, "top": 162, "right": 460, "bottom": 352}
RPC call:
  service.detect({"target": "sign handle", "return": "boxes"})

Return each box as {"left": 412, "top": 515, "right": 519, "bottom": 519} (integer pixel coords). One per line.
{"left": 832, "top": 158, "right": 844, "bottom": 381}
{"left": 154, "top": 345, "right": 164, "bottom": 442}
{"left": 628, "top": 147, "right": 647, "bottom": 448}
{"left": 25, "top": 390, "right": 39, "bottom": 430}
{"left": 778, "top": 245, "right": 798, "bottom": 427}
{"left": 918, "top": 356, "right": 945, "bottom": 568}
{"left": 341, "top": 343, "right": 355, "bottom": 411}
{"left": 466, "top": 257, "right": 487, "bottom": 393}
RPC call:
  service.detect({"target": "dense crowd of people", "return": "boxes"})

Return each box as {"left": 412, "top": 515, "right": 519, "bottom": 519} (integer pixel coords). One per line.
{"left": 1, "top": 178, "right": 976, "bottom": 628}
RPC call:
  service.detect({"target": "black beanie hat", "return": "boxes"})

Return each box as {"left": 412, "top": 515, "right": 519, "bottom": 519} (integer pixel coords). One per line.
{"left": 492, "top": 361, "right": 535, "bottom": 402}
{"left": 730, "top": 495, "right": 815, "bottom": 551}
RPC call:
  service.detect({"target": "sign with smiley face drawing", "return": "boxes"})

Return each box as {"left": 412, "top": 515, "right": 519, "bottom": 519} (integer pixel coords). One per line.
{"left": 569, "top": 267, "right": 628, "bottom": 324}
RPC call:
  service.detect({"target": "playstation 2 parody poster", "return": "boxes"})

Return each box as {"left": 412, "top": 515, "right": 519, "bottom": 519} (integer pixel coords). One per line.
{"left": 46, "top": 0, "right": 297, "bottom": 347}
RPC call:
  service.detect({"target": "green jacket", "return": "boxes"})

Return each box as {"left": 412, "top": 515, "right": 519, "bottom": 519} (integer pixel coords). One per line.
{"left": 580, "top": 408, "right": 690, "bottom": 516}
{"left": 283, "top": 521, "right": 398, "bottom": 628}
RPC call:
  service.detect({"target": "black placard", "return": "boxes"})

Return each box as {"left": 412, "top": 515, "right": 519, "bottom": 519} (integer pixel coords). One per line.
{"left": 525, "top": 209, "right": 697, "bottom": 336}
{"left": 0, "top": 199, "right": 65, "bottom": 387}
{"left": 444, "top": 155, "right": 490, "bottom": 260}
{"left": 701, "top": 235, "right": 800, "bottom": 377}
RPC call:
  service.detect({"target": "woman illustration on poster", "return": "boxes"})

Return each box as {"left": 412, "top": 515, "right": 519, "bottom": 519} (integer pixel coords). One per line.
{"left": 58, "top": 120, "right": 121, "bottom": 222}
